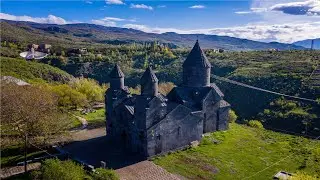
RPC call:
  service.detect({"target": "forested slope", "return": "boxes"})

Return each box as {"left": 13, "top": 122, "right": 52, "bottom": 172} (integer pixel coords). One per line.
{"left": 0, "top": 57, "right": 73, "bottom": 83}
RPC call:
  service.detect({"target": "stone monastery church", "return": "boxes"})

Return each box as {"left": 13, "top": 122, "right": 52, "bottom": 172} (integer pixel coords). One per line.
{"left": 105, "top": 40, "right": 230, "bottom": 157}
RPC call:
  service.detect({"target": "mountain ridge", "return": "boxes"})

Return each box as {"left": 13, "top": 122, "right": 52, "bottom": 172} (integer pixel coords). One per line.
{"left": 293, "top": 38, "right": 320, "bottom": 50}
{"left": 0, "top": 19, "right": 305, "bottom": 51}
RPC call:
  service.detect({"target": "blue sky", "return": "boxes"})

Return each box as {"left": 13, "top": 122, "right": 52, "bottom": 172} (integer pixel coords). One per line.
{"left": 1, "top": 0, "right": 320, "bottom": 43}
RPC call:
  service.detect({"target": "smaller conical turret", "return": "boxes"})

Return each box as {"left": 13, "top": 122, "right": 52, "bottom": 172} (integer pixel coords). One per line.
{"left": 109, "top": 64, "right": 125, "bottom": 90}
{"left": 141, "top": 66, "right": 158, "bottom": 96}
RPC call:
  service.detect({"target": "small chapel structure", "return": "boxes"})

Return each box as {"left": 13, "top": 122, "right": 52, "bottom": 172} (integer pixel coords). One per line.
{"left": 105, "top": 40, "right": 230, "bottom": 157}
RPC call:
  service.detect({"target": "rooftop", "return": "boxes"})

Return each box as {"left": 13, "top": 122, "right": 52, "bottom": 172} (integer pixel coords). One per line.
{"left": 183, "top": 40, "right": 211, "bottom": 68}
{"left": 141, "top": 66, "right": 158, "bottom": 84}
{"left": 109, "top": 64, "right": 125, "bottom": 78}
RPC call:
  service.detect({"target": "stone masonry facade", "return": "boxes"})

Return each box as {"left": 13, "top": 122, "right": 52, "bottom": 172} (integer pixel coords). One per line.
{"left": 105, "top": 40, "right": 230, "bottom": 157}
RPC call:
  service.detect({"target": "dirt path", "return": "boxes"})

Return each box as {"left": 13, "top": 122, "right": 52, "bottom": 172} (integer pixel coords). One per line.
{"left": 116, "top": 161, "right": 181, "bottom": 180}
{"left": 74, "top": 115, "right": 88, "bottom": 129}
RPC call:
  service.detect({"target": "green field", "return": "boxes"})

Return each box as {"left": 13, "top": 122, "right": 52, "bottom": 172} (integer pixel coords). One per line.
{"left": 153, "top": 123, "right": 320, "bottom": 180}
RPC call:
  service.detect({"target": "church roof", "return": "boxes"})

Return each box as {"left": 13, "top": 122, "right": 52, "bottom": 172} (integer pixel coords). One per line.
{"left": 183, "top": 40, "right": 211, "bottom": 68}
{"left": 210, "top": 83, "right": 224, "bottom": 97}
{"left": 124, "top": 105, "right": 134, "bottom": 115}
{"left": 141, "top": 66, "right": 158, "bottom": 84}
{"left": 109, "top": 64, "right": 124, "bottom": 78}
{"left": 219, "top": 100, "right": 230, "bottom": 108}
{"left": 167, "top": 87, "right": 212, "bottom": 110}
{"left": 156, "top": 93, "right": 167, "bottom": 102}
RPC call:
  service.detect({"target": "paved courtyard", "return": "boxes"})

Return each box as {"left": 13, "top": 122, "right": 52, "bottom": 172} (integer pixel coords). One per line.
{"left": 116, "top": 160, "right": 181, "bottom": 180}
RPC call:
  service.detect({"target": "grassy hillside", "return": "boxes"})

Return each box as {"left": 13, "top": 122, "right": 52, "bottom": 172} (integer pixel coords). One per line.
{"left": 0, "top": 57, "right": 73, "bottom": 83}
{"left": 0, "top": 20, "right": 305, "bottom": 50}
{"left": 153, "top": 123, "right": 320, "bottom": 179}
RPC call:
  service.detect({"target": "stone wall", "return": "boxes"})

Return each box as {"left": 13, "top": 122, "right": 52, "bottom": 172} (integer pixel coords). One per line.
{"left": 183, "top": 67, "right": 210, "bottom": 87}
{"left": 146, "top": 105, "right": 203, "bottom": 157}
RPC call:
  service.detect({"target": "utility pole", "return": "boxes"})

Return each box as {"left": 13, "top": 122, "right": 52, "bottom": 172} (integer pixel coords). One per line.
{"left": 24, "top": 133, "right": 28, "bottom": 173}
{"left": 311, "top": 39, "right": 314, "bottom": 50}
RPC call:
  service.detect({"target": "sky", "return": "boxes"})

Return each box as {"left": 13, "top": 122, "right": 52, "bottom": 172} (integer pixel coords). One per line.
{"left": 1, "top": 0, "right": 320, "bottom": 43}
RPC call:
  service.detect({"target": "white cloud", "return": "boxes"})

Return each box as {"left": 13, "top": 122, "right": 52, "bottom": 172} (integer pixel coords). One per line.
{"left": 105, "top": 0, "right": 124, "bottom": 5}
{"left": 101, "top": 17, "right": 125, "bottom": 21}
{"left": 208, "top": 22, "right": 320, "bottom": 43}
{"left": 235, "top": 8, "right": 268, "bottom": 14}
{"left": 85, "top": 1, "right": 93, "bottom": 4}
{"left": 189, "top": 5, "right": 206, "bottom": 9}
{"left": 123, "top": 22, "right": 320, "bottom": 43}
{"left": 270, "top": 0, "right": 320, "bottom": 16}
{"left": 250, "top": 0, "right": 320, "bottom": 24}
{"left": 235, "top": 11, "right": 252, "bottom": 14}
{"left": 91, "top": 20, "right": 116, "bottom": 26}
{"left": 92, "top": 16, "right": 135, "bottom": 26}
{"left": 0, "top": 13, "right": 67, "bottom": 24}
{"left": 130, "top": 4, "right": 153, "bottom": 10}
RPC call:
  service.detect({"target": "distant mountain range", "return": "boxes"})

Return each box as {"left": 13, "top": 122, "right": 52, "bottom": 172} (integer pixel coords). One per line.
{"left": 0, "top": 20, "right": 306, "bottom": 51}
{"left": 293, "top": 38, "right": 320, "bottom": 50}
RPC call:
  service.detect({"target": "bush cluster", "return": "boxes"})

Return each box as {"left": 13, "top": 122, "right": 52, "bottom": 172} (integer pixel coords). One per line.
{"left": 247, "top": 120, "right": 264, "bottom": 129}
{"left": 32, "top": 159, "right": 119, "bottom": 180}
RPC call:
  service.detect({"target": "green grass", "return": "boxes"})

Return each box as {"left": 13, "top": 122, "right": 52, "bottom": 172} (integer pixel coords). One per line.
{"left": 153, "top": 123, "right": 320, "bottom": 180}
{"left": 83, "top": 109, "right": 105, "bottom": 124}
{"left": 72, "top": 109, "right": 105, "bottom": 128}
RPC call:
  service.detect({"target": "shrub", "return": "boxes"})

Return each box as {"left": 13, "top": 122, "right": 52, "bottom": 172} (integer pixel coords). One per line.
{"left": 34, "top": 159, "right": 88, "bottom": 180}
{"left": 228, "top": 109, "right": 238, "bottom": 123}
{"left": 200, "top": 137, "right": 212, "bottom": 146}
{"left": 291, "top": 171, "right": 318, "bottom": 180}
{"left": 247, "top": 120, "right": 264, "bottom": 129}
{"left": 91, "top": 168, "right": 119, "bottom": 180}
{"left": 48, "top": 84, "right": 88, "bottom": 109}
{"left": 69, "top": 77, "right": 105, "bottom": 104}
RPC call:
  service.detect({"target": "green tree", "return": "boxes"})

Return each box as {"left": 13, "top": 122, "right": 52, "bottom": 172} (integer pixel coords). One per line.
{"left": 1, "top": 83, "right": 72, "bottom": 147}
